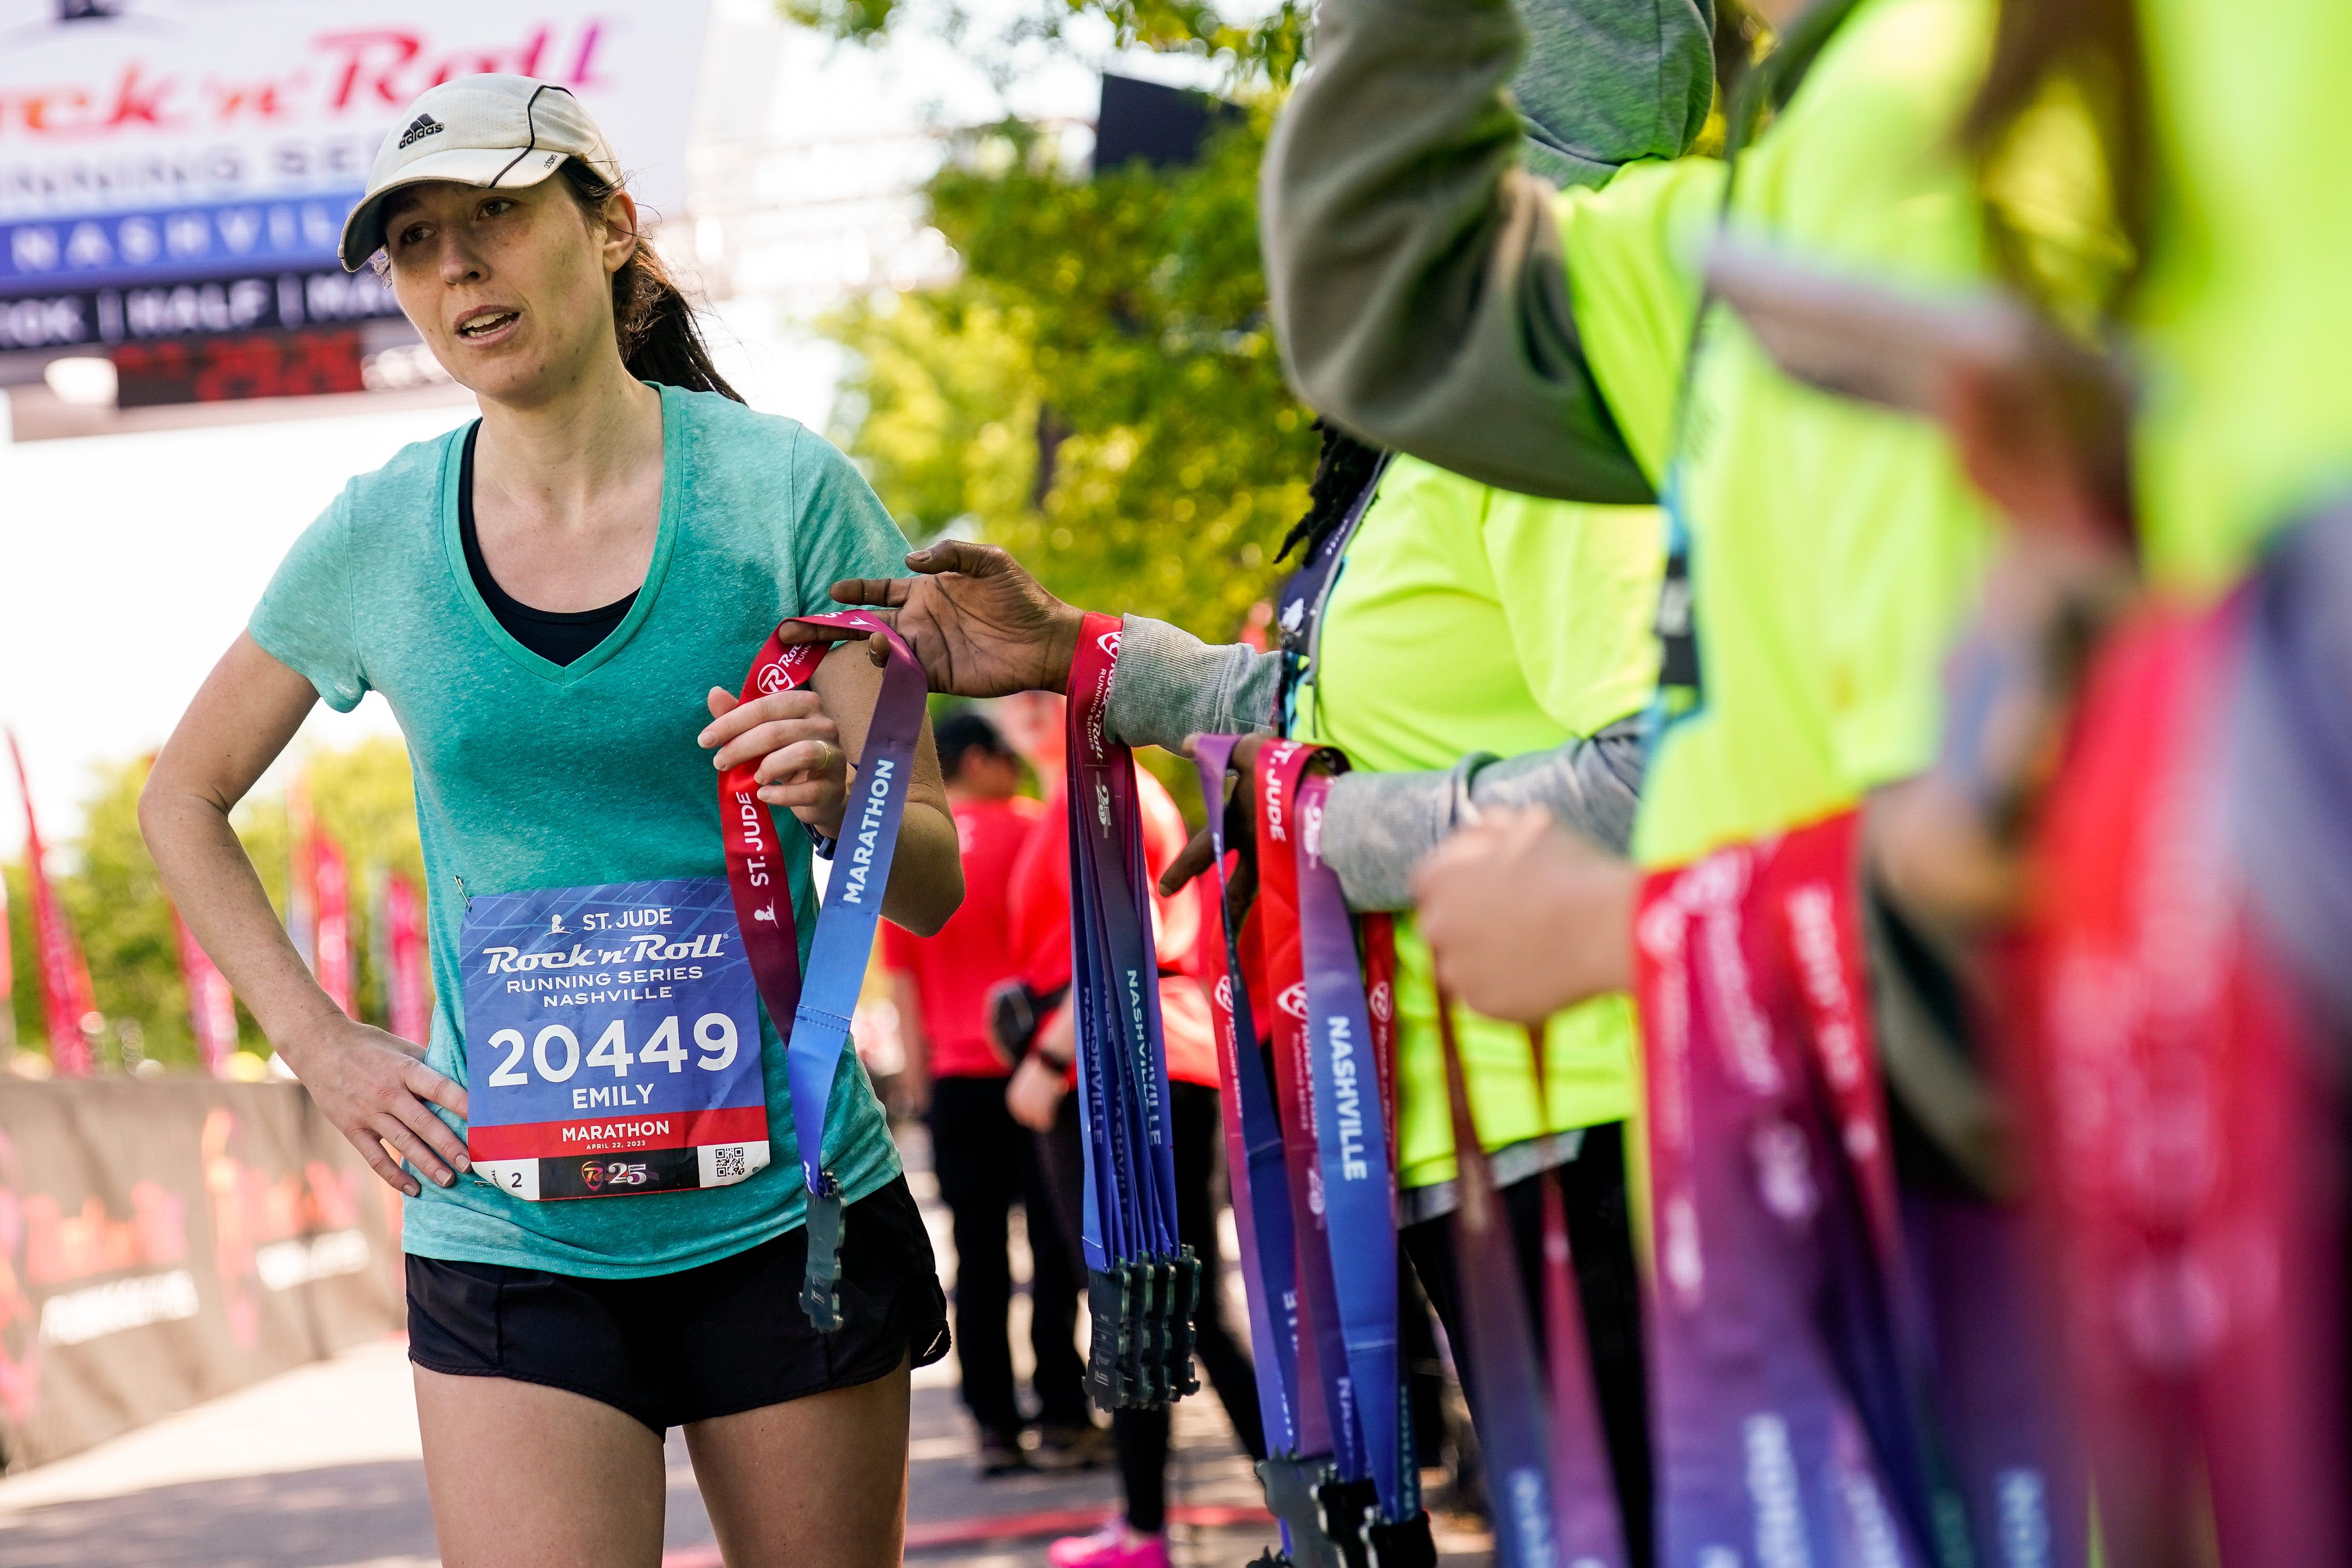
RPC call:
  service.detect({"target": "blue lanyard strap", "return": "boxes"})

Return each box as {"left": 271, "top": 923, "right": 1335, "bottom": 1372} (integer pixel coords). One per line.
{"left": 1067, "top": 614, "right": 1195, "bottom": 1409}
{"left": 1194, "top": 735, "right": 1308, "bottom": 1461}
{"left": 726, "top": 609, "right": 928, "bottom": 1333}
{"left": 1292, "top": 768, "right": 1416, "bottom": 1527}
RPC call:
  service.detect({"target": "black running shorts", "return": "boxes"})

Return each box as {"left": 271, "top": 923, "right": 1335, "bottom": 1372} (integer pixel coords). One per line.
{"left": 406, "top": 1174, "right": 950, "bottom": 1431}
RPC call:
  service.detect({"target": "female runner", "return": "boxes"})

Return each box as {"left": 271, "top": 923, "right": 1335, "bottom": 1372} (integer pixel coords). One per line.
{"left": 141, "top": 76, "right": 961, "bottom": 1568}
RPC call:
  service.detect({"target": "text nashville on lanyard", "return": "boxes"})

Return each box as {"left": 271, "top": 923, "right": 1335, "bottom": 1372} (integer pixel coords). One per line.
{"left": 1067, "top": 616, "right": 1202, "bottom": 1410}
{"left": 1193, "top": 732, "right": 1437, "bottom": 1568}
{"left": 463, "top": 608, "right": 926, "bottom": 1332}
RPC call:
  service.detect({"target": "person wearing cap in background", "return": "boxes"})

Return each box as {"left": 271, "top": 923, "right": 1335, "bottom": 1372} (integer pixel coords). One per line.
{"left": 881, "top": 710, "right": 1108, "bottom": 1478}
{"left": 142, "top": 75, "right": 963, "bottom": 1568}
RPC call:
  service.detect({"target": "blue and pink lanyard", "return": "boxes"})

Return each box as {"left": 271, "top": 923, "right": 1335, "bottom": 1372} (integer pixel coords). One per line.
{"left": 721, "top": 609, "right": 927, "bottom": 1329}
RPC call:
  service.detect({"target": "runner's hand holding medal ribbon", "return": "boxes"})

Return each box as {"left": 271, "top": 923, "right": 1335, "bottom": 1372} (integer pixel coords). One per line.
{"left": 462, "top": 609, "right": 927, "bottom": 1334}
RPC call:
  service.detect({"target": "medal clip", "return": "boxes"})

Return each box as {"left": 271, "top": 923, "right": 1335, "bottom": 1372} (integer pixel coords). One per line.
{"left": 1363, "top": 1511, "right": 1436, "bottom": 1568}
{"left": 1129, "top": 1254, "right": 1162, "bottom": 1406}
{"left": 1166, "top": 1245, "right": 1202, "bottom": 1398}
{"left": 1085, "top": 1266, "right": 1128, "bottom": 1410}
{"left": 1313, "top": 1477, "right": 1380, "bottom": 1568}
{"left": 798, "top": 1179, "right": 845, "bottom": 1332}
{"left": 1258, "top": 1456, "right": 1345, "bottom": 1568}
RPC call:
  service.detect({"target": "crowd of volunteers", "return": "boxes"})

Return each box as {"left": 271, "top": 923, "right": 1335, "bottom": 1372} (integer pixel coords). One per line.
{"left": 131, "top": 0, "right": 2351, "bottom": 1560}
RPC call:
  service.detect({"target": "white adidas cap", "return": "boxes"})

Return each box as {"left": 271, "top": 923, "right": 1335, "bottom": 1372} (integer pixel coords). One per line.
{"left": 339, "top": 75, "right": 626, "bottom": 272}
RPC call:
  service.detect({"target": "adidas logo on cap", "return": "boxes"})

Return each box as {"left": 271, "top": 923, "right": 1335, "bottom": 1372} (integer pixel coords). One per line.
{"left": 396, "top": 113, "right": 445, "bottom": 150}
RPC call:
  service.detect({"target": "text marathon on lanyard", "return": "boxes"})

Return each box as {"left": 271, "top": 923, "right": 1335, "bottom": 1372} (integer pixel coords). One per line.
{"left": 1067, "top": 615, "right": 1198, "bottom": 1410}
{"left": 1254, "top": 741, "right": 1427, "bottom": 1563}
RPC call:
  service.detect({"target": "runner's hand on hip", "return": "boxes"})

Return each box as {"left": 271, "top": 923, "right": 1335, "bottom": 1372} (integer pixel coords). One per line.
{"left": 1413, "top": 807, "right": 1640, "bottom": 1022}
{"left": 700, "top": 686, "right": 851, "bottom": 839}
{"left": 770, "top": 541, "right": 1089, "bottom": 697}
{"left": 282, "top": 1016, "right": 470, "bottom": 1197}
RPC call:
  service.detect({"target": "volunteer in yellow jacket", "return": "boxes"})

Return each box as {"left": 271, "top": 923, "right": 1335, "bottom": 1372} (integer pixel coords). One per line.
{"left": 141, "top": 77, "right": 960, "bottom": 1568}
{"left": 1262, "top": 0, "right": 2117, "bottom": 1557}
{"left": 1267, "top": 0, "right": 2114, "bottom": 1039}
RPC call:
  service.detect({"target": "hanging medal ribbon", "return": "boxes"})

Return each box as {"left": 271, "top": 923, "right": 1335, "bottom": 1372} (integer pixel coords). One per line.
{"left": 1432, "top": 996, "right": 1576, "bottom": 1568}
{"left": 1253, "top": 741, "right": 1433, "bottom": 1567}
{"left": 1524, "top": 1021, "right": 1631, "bottom": 1568}
{"left": 1194, "top": 735, "right": 1343, "bottom": 1568}
{"left": 721, "top": 609, "right": 928, "bottom": 1332}
{"left": 2022, "top": 604, "right": 2343, "bottom": 1568}
{"left": 1066, "top": 614, "right": 1198, "bottom": 1409}
{"left": 1254, "top": 741, "right": 1369, "bottom": 1502}
{"left": 1635, "top": 812, "right": 1941, "bottom": 1568}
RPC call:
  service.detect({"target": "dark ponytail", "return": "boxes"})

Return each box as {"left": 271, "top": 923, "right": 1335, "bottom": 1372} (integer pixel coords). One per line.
{"left": 559, "top": 158, "right": 745, "bottom": 403}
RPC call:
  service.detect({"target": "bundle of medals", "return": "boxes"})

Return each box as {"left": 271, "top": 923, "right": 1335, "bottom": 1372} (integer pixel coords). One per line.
{"left": 1066, "top": 614, "right": 1201, "bottom": 1410}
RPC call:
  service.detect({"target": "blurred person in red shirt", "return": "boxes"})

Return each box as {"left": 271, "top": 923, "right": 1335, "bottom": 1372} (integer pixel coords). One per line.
{"left": 987, "top": 690, "right": 1266, "bottom": 1568}
{"left": 882, "top": 710, "right": 1100, "bottom": 1477}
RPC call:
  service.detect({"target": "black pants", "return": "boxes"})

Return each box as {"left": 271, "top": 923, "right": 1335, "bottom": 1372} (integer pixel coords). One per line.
{"left": 928, "top": 1075, "right": 1090, "bottom": 1436}
{"left": 1037, "top": 1080, "right": 1269, "bottom": 1532}
{"left": 1402, "top": 1122, "right": 1654, "bottom": 1568}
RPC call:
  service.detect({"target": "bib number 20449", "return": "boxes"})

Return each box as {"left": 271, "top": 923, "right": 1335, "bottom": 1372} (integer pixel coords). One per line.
{"left": 462, "top": 877, "right": 771, "bottom": 1201}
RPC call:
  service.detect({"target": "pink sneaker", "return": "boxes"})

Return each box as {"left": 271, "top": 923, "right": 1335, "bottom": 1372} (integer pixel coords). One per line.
{"left": 1045, "top": 1521, "right": 1169, "bottom": 1568}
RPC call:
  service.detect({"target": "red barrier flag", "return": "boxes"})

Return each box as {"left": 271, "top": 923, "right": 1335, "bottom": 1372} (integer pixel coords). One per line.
{"left": 385, "top": 872, "right": 428, "bottom": 1046}
{"left": 0, "top": 862, "right": 16, "bottom": 1054}
{"left": 312, "top": 830, "right": 352, "bottom": 1016}
{"left": 174, "top": 907, "right": 238, "bottom": 1076}
{"left": 285, "top": 775, "right": 316, "bottom": 973}
{"left": 6, "top": 731, "right": 98, "bottom": 1076}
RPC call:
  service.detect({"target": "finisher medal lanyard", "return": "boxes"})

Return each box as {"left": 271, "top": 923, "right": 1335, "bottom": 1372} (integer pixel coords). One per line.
{"left": 1257, "top": 741, "right": 1431, "bottom": 1566}
{"left": 1524, "top": 1018, "right": 1630, "bottom": 1567}
{"left": 723, "top": 609, "right": 927, "bottom": 1332}
{"left": 1430, "top": 999, "right": 1627, "bottom": 1568}
{"left": 1634, "top": 817, "right": 1943, "bottom": 1568}
{"left": 1066, "top": 615, "right": 1198, "bottom": 1410}
{"left": 1194, "top": 735, "right": 1343, "bottom": 1568}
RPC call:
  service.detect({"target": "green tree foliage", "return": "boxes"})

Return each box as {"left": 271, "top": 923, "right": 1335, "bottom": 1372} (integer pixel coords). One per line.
{"left": 825, "top": 117, "right": 1316, "bottom": 643}
{"left": 5, "top": 740, "right": 426, "bottom": 1070}
{"left": 780, "top": 0, "right": 1305, "bottom": 87}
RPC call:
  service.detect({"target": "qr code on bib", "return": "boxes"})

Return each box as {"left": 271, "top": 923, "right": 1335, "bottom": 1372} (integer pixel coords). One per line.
{"left": 714, "top": 1146, "right": 746, "bottom": 1179}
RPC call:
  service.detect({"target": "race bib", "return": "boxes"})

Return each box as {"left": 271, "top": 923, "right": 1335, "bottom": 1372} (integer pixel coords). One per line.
{"left": 462, "top": 877, "right": 771, "bottom": 1201}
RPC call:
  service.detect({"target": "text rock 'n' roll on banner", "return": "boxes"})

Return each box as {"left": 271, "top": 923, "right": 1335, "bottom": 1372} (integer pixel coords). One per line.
{"left": 0, "top": 0, "right": 712, "bottom": 349}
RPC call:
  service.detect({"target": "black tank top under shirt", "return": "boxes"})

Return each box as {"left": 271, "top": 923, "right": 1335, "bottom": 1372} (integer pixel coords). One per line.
{"left": 458, "top": 421, "right": 639, "bottom": 667}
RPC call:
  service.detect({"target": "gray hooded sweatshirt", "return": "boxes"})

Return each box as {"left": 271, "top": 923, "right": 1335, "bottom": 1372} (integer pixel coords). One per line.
{"left": 1105, "top": 0, "right": 1714, "bottom": 908}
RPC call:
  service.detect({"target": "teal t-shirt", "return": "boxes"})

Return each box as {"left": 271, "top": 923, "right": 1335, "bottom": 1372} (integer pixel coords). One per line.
{"left": 249, "top": 383, "right": 909, "bottom": 1278}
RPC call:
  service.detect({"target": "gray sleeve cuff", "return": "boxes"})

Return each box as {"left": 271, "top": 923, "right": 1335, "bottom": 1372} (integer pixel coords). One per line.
{"left": 1105, "top": 615, "right": 1282, "bottom": 752}
{"left": 1319, "top": 718, "right": 1648, "bottom": 911}
{"left": 1469, "top": 716, "right": 1646, "bottom": 854}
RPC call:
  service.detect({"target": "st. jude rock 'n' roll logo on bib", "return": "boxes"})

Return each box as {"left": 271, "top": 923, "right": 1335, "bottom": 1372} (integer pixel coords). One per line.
{"left": 462, "top": 877, "right": 770, "bottom": 1201}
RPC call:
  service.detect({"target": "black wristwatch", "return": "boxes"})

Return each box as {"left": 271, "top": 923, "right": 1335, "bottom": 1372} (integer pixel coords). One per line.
{"left": 803, "top": 822, "right": 839, "bottom": 860}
